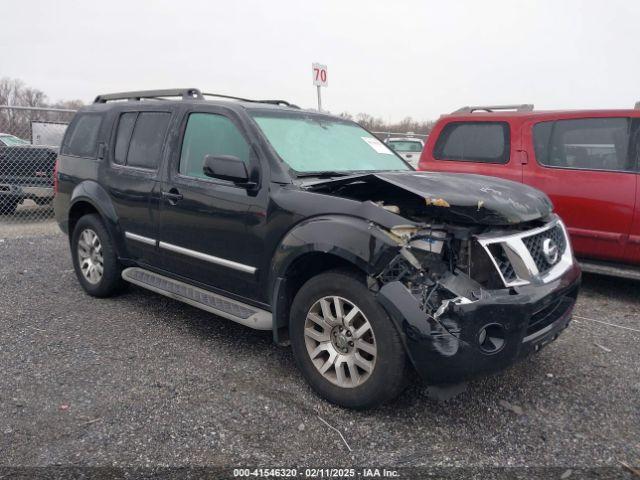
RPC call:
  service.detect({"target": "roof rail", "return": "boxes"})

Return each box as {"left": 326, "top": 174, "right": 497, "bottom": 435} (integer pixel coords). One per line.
{"left": 94, "top": 88, "right": 300, "bottom": 109}
{"left": 452, "top": 104, "right": 534, "bottom": 114}
{"left": 94, "top": 88, "right": 203, "bottom": 103}
{"left": 201, "top": 92, "right": 300, "bottom": 109}
{"left": 256, "top": 99, "right": 300, "bottom": 109}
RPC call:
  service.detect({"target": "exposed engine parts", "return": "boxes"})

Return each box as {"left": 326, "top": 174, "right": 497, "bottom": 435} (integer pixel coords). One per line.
{"left": 372, "top": 222, "right": 491, "bottom": 356}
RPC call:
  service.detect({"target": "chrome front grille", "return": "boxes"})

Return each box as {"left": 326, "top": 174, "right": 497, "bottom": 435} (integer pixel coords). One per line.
{"left": 487, "top": 243, "right": 517, "bottom": 283}
{"left": 522, "top": 225, "right": 567, "bottom": 273}
{"left": 476, "top": 217, "right": 573, "bottom": 287}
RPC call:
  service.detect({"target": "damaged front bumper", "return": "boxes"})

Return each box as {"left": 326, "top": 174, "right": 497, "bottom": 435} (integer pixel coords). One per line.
{"left": 377, "top": 258, "right": 581, "bottom": 385}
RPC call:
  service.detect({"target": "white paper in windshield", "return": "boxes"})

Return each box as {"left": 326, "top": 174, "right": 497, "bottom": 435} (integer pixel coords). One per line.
{"left": 362, "top": 137, "right": 393, "bottom": 154}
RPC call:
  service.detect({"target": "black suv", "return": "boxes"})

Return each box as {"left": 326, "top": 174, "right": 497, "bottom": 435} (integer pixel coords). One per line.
{"left": 54, "top": 88, "right": 581, "bottom": 408}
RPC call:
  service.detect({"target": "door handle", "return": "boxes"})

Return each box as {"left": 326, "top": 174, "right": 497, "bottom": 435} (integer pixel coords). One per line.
{"left": 517, "top": 149, "right": 529, "bottom": 165}
{"left": 162, "top": 188, "right": 183, "bottom": 205}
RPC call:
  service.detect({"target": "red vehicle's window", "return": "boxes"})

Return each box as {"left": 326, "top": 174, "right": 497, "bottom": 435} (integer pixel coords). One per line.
{"left": 433, "top": 121, "right": 510, "bottom": 164}
{"left": 533, "top": 117, "right": 633, "bottom": 172}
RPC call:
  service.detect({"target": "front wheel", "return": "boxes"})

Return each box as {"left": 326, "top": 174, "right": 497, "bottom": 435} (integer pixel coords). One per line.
{"left": 290, "top": 270, "right": 408, "bottom": 409}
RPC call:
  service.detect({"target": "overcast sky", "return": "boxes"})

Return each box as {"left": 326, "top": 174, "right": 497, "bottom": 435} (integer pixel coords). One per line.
{"left": 2, "top": 0, "right": 639, "bottom": 121}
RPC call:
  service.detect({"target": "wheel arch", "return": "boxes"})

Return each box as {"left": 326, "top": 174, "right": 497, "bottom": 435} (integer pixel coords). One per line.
{"left": 68, "top": 181, "right": 124, "bottom": 257}
{"left": 269, "top": 215, "right": 400, "bottom": 344}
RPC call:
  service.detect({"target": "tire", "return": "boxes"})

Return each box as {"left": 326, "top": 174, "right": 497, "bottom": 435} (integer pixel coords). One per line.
{"left": 70, "top": 214, "right": 124, "bottom": 297}
{"left": 0, "top": 199, "right": 19, "bottom": 215}
{"left": 290, "top": 269, "right": 408, "bottom": 409}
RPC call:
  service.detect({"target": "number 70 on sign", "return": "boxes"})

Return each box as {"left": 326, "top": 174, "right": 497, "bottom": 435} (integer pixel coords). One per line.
{"left": 312, "top": 63, "right": 328, "bottom": 87}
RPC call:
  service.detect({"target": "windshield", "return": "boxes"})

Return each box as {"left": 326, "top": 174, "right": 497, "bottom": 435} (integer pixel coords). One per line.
{"left": 0, "top": 135, "right": 29, "bottom": 146}
{"left": 251, "top": 111, "right": 410, "bottom": 174}
{"left": 387, "top": 140, "right": 423, "bottom": 152}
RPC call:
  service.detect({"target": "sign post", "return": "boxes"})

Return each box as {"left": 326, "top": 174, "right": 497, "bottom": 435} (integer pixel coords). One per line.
{"left": 312, "top": 63, "right": 328, "bottom": 112}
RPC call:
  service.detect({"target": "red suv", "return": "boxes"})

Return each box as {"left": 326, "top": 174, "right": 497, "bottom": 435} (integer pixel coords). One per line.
{"left": 419, "top": 105, "right": 640, "bottom": 278}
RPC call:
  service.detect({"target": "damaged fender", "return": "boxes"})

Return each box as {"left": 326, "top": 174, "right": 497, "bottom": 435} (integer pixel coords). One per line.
{"left": 269, "top": 215, "right": 402, "bottom": 341}
{"left": 270, "top": 214, "right": 401, "bottom": 281}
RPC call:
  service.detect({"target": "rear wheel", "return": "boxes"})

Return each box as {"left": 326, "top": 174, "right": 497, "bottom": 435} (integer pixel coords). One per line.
{"left": 71, "top": 214, "right": 124, "bottom": 297}
{"left": 290, "top": 270, "right": 408, "bottom": 409}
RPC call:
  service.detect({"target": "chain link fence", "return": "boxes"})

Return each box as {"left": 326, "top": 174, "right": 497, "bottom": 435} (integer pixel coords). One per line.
{"left": 0, "top": 106, "right": 76, "bottom": 226}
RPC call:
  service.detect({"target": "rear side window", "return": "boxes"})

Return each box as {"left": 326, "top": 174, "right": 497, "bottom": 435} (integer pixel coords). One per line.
{"left": 433, "top": 121, "right": 510, "bottom": 163}
{"left": 62, "top": 114, "right": 102, "bottom": 158}
{"left": 113, "top": 112, "right": 137, "bottom": 165}
{"left": 533, "top": 118, "right": 632, "bottom": 172}
{"left": 113, "top": 111, "right": 171, "bottom": 170}
{"left": 179, "top": 113, "right": 250, "bottom": 180}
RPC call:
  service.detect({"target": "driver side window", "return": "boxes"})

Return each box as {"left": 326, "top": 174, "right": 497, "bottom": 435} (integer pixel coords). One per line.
{"left": 179, "top": 113, "right": 250, "bottom": 180}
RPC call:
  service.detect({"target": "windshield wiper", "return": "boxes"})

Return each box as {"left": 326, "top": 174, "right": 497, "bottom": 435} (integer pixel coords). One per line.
{"left": 295, "top": 171, "right": 351, "bottom": 178}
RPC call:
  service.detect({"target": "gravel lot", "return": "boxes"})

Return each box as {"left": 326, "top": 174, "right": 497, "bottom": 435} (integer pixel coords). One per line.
{"left": 0, "top": 233, "right": 638, "bottom": 474}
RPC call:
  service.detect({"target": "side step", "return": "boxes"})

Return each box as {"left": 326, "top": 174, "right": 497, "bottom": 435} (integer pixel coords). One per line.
{"left": 579, "top": 259, "right": 640, "bottom": 281}
{"left": 121, "top": 267, "right": 272, "bottom": 330}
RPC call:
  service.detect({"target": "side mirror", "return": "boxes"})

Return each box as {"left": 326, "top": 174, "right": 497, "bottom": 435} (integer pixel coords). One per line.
{"left": 202, "top": 154, "right": 253, "bottom": 185}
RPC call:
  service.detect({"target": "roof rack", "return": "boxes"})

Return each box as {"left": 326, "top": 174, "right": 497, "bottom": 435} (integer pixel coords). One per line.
{"left": 94, "top": 88, "right": 204, "bottom": 103}
{"left": 94, "top": 88, "right": 300, "bottom": 108}
{"left": 452, "top": 104, "right": 534, "bottom": 114}
{"left": 634, "top": 101, "right": 640, "bottom": 109}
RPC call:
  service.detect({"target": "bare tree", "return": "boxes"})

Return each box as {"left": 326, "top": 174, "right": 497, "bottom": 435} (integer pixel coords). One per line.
{"left": 0, "top": 77, "right": 82, "bottom": 138}
{"left": 20, "top": 87, "right": 47, "bottom": 108}
{"left": 0, "top": 78, "right": 25, "bottom": 106}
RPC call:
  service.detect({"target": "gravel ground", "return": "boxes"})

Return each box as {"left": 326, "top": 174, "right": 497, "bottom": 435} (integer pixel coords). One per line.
{"left": 0, "top": 233, "right": 638, "bottom": 473}
{"left": 0, "top": 205, "right": 57, "bottom": 239}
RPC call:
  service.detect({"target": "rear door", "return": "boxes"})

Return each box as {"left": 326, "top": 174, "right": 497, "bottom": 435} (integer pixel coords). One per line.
{"left": 102, "top": 108, "right": 173, "bottom": 267}
{"left": 523, "top": 116, "right": 636, "bottom": 263}
{"left": 420, "top": 119, "right": 524, "bottom": 182}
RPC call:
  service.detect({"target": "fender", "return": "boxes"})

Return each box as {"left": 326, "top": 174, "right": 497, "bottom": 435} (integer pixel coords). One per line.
{"left": 68, "top": 180, "right": 126, "bottom": 257}
{"left": 269, "top": 214, "right": 401, "bottom": 342}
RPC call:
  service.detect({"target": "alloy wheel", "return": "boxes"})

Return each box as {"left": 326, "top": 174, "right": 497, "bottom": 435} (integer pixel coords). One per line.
{"left": 77, "top": 228, "right": 104, "bottom": 285}
{"left": 304, "top": 296, "right": 377, "bottom": 388}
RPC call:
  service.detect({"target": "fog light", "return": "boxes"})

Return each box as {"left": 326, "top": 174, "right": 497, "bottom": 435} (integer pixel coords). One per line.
{"left": 478, "top": 323, "right": 506, "bottom": 354}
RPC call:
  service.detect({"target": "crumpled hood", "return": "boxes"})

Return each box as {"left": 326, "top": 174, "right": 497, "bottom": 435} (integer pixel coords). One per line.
{"left": 303, "top": 171, "right": 553, "bottom": 225}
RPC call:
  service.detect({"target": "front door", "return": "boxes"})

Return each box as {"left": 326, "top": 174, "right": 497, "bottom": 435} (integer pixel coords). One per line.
{"left": 523, "top": 116, "right": 637, "bottom": 263}
{"left": 158, "top": 108, "right": 262, "bottom": 299}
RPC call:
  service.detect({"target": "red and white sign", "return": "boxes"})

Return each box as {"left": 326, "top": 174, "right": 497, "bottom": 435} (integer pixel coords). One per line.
{"left": 312, "top": 63, "right": 328, "bottom": 87}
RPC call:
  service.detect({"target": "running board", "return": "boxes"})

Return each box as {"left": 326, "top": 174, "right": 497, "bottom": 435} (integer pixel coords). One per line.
{"left": 579, "top": 260, "right": 640, "bottom": 281}
{"left": 121, "top": 267, "right": 272, "bottom": 330}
